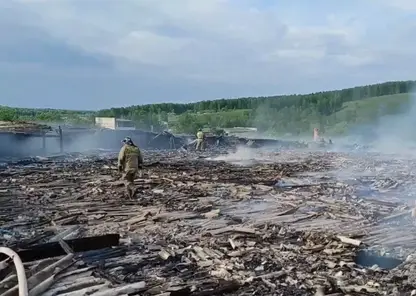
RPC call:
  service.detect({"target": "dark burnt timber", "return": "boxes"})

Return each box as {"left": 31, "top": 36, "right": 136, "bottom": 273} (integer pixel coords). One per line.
{"left": 2, "top": 150, "right": 416, "bottom": 295}
{"left": 0, "top": 121, "right": 63, "bottom": 157}
{"left": 1, "top": 234, "right": 120, "bottom": 262}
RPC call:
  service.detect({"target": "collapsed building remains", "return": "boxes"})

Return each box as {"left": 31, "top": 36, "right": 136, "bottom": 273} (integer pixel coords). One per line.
{"left": 0, "top": 122, "right": 311, "bottom": 159}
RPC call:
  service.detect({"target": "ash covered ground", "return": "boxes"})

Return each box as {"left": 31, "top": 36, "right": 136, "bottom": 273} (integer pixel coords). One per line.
{"left": 1, "top": 145, "right": 416, "bottom": 295}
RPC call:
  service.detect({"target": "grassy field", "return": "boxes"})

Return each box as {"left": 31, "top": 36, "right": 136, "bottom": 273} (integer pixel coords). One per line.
{"left": 336, "top": 93, "right": 410, "bottom": 118}
{"left": 326, "top": 93, "right": 412, "bottom": 135}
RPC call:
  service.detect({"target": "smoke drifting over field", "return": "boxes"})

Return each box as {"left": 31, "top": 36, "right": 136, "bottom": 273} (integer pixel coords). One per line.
{"left": 344, "top": 91, "right": 416, "bottom": 157}
{"left": 373, "top": 94, "right": 416, "bottom": 155}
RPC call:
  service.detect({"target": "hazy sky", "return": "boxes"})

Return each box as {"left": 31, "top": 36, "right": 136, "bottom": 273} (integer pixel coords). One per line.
{"left": 1, "top": 0, "right": 416, "bottom": 110}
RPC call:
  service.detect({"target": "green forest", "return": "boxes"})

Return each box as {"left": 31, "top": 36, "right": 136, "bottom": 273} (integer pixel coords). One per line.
{"left": 0, "top": 107, "right": 94, "bottom": 125}
{"left": 1, "top": 80, "right": 415, "bottom": 135}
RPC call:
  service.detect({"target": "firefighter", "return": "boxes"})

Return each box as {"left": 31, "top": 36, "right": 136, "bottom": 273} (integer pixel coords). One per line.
{"left": 313, "top": 128, "right": 320, "bottom": 142}
{"left": 195, "top": 128, "right": 204, "bottom": 151}
{"left": 118, "top": 137, "right": 143, "bottom": 199}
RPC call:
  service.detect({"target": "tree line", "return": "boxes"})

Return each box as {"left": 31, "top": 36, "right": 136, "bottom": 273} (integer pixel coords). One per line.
{"left": 96, "top": 80, "right": 415, "bottom": 134}
{"left": 0, "top": 107, "right": 94, "bottom": 125}
{"left": 0, "top": 80, "right": 414, "bottom": 135}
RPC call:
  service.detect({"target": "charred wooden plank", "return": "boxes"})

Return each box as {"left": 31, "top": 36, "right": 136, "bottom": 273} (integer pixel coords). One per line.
{"left": 0, "top": 234, "right": 120, "bottom": 262}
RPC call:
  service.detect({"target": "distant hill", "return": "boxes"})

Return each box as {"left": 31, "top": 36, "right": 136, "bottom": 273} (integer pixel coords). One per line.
{"left": 96, "top": 80, "right": 415, "bottom": 134}
{"left": 326, "top": 93, "right": 411, "bottom": 135}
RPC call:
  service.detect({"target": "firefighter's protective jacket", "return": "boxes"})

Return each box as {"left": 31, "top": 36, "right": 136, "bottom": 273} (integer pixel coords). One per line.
{"left": 118, "top": 145, "right": 142, "bottom": 172}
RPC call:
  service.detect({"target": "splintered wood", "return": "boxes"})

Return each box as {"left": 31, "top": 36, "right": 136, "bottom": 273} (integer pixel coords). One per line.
{"left": 0, "top": 150, "right": 416, "bottom": 295}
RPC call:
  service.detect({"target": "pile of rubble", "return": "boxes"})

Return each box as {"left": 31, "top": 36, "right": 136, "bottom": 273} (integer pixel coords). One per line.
{"left": 1, "top": 150, "right": 416, "bottom": 295}
{"left": 0, "top": 121, "right": 52, "bottom": 134}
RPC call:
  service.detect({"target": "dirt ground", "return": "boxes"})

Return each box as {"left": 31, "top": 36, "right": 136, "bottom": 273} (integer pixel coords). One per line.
{"left": 1, "top": 148, "right": 416, "bottom": 295}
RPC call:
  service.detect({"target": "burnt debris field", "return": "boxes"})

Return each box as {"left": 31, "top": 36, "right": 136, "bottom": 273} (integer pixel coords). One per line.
{"left": 1, "top": 148, "right": 416, "bottom": 295}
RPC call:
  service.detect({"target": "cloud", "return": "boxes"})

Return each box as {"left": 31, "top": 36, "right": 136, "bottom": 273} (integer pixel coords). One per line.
{"left": 376, "top": 0, "right": 416, "bottom": 11}
{"left": 0, "top": 0, "right": 416, "bottom": 109}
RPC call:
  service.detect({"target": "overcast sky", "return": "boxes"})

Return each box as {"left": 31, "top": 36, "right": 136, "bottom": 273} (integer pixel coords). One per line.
{"left": 0, "top": 0, "right": 415, "bottom": 110}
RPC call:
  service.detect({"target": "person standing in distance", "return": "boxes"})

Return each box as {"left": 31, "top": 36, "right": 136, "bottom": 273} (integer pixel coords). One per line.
{"left": 118, "top": 137, "right": 143, "bottom": 199}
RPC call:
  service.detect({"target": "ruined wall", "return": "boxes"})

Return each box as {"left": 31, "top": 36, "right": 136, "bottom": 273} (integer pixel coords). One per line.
{"left": 0, "top": 133, "right": 50, "bottom": 158}
{"left": 88, "top": 130, "right": 154, "bottom": 150}
{"left": 62, "top": 129, "right": 185, "bottom": 152}
{"left": 95, "top": 117, "right": 116, "bottom": 129}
